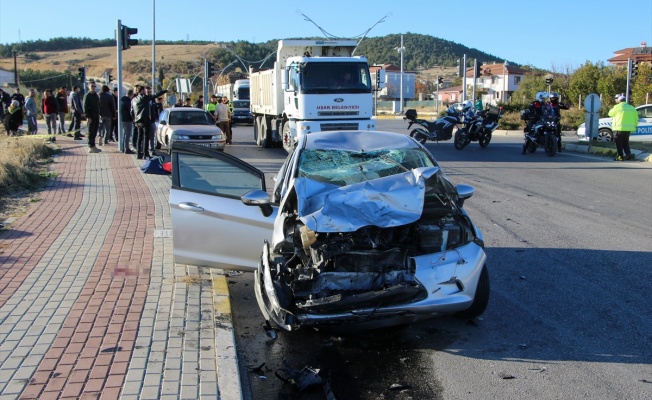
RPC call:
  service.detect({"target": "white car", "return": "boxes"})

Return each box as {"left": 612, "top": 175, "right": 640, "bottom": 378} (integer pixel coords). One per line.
{"left": 155, "top": 107, "right": 226, "bottom": 153}
{"left": 169, "top": 130, "right": 489, "bottom": 332}
{"left": 577, "top": 104, "right": 652, "bottom": 142}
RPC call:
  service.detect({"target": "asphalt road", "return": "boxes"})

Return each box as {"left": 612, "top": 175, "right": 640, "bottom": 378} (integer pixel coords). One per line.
{"left": 222, "top": 120, "right": 652, "bottom": 400}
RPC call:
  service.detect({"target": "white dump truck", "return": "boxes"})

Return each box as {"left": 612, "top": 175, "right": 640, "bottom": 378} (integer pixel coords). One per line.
{"left": 215, "top": 79, "right": 250, "bottom": 101}
{"left": 249, "top": 39, "right": 383, "bottom": 152}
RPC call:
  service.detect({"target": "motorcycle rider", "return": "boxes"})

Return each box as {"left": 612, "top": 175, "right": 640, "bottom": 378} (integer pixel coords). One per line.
{"left": 548, "top": 92, "right": 569, "bottom": 152}
{"left": 524, "top": 92, "right": 547, "bottom": 133}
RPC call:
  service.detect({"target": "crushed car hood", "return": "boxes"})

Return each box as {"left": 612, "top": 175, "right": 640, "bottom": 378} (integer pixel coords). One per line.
{"left": 294, "top": 167, "right": 449, "bottom": 232}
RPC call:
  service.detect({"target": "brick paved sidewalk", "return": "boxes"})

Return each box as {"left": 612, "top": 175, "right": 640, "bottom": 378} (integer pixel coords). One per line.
{"left": 0, "top": 135, "right": 240, "bottom": 400}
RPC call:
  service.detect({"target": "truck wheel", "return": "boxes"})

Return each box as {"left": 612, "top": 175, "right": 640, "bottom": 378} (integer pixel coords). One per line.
{"left": 282, "top": 121, "right": 294, "bottom": 152}
{"left": 254, "top": 117, "right": 261, "bottom": 146}
{"left": 260, "top": 119, "right": 271, "bottom": 148}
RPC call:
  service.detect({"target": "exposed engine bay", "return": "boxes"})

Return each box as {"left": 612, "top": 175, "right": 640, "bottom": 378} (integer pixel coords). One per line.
{"left": 269, "top": 168, "right": 477, "bottom": 314}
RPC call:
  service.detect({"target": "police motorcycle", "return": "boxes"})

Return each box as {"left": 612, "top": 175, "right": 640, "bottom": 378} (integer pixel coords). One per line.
{"left": 453, "top": 102, "right": 503, "bottom": 150}
{"left": 403, "top": 105, "right": 462, "bottom": 144}
{"left": 521, "top": 92, "right": 559, "bottom": 157}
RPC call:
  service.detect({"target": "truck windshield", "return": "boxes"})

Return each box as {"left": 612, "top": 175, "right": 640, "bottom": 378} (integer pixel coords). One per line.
{"left": 301, "top": 62, "right": 372, "bottom": 94}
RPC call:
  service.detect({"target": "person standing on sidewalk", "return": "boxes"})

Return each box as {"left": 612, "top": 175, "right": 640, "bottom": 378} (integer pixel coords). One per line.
{"left": 149, "top": 94, "right": 163, "bottom": 154}
{"left": 120, "top": 89, "right": 135, "bottom": 154}
{"left": 111, "top": 87, "right": 119, "bottom": 142}
{"left": 194, "top": 95, "right": 203, "bottom": 109}
{"left": 131, "top": 86, "right": 167, "bottom": 159}
{"left": 24, "top": 89, "right": 38, "bottom": 134}
{"left": 83, "top": 82, "right": 102, "bottom": 153}
{"left": 11, "top": 87, "right": 25, "bottom": 107}
{"left": 41, "top": 89, "right": 59, "bottom": 135}
{"left": 0, "top": 87, "right": 11, "bottom": 118}
{"left": 55, "top": 86, "right": 69, "bottom": 134}
{"left": 98, "top": 85, "right": 116, "bottom": 146}
{"left": 67, "top": 86, "right": 84, "bottom": 140}
{"left": 608, "top": 94, "right": 638, "bottom": 161}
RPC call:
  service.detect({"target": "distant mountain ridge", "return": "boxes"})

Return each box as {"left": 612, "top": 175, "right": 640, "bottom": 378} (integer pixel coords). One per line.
{"left": 1, "top": 33, "right": 518, "bottom": 70}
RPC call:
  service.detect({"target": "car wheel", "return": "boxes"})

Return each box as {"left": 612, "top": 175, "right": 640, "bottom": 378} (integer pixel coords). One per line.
{"left": 457, "top": 264, "right": 490, "bottom": 318}
{"left": 597, "top": 128, "right": 613, "bottom": 142}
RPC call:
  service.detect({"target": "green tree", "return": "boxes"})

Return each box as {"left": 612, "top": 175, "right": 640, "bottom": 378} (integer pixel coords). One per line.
{"left": 631, "top": 61, "right": 652, "bottom": 106}
{"left": 568, "top": 61, "right": 602, "bottom": 108}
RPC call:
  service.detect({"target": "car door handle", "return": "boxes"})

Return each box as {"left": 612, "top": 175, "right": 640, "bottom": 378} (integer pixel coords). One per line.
{"left": 178, "top": 202, "right": 205, "bottom": 212}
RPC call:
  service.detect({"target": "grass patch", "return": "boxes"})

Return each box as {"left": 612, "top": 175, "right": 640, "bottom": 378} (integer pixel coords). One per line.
{"left": 0, "top": 130, "right": 58, "bottom": 223}
{"left": 571, "top": 140, "right": 652, "bottom": 153}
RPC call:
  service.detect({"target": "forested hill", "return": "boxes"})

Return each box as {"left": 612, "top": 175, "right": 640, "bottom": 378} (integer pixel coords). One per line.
{"left": 1, "top": 33, "right": 518, "bottom": 69}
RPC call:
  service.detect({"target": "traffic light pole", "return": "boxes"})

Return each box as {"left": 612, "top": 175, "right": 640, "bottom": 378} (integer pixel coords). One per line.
{"left": 116, "top": 19, "right": 124, "bottom": 152}
{"left": 203, "top": 59, "right": 209, "bottom": 110}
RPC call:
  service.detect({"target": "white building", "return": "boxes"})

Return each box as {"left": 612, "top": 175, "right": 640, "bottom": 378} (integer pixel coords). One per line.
{"left": 465, "top": 62, "right": 527, "bottom": 105}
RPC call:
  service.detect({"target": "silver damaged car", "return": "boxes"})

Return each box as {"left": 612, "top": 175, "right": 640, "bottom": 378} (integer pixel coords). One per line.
{"left": 170, "top": 130, "right": 489, "bottom": 331}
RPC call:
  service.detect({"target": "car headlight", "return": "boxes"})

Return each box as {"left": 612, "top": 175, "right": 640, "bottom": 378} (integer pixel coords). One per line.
{"left": 171, "top": 133, "right": 190, "bottom": 140}
{"left": 212, "top": 134, "right": 222, "bottom": 140}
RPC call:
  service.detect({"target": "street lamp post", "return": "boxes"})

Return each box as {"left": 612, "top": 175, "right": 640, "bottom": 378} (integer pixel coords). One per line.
{"left": 397, "top": 35, "right": 405, "bottom": 114}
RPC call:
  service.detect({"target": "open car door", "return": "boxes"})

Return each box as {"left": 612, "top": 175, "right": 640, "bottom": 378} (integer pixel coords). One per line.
{"left": 169, "top": 143, "right": 277, "bottom": 270}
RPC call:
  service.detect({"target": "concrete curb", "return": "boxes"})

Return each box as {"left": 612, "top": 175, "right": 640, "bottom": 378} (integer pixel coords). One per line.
{"left": 563, "top": 143, "right": 652, "bottom": 162}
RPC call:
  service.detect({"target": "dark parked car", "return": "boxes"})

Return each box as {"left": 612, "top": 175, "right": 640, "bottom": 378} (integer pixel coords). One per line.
{"left": 231, "top": 99, "right": 254, "bottom": 125}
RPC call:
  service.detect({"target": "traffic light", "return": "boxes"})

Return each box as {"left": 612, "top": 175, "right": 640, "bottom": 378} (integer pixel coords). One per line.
{"left": 438, "top": 77, "right": 444, "bottom": 86}
{"left": 545, "top": 77, "right": 553, "bottom": 85}
{"left": 78, "top": 66, "right": 85, "bottom": 80}
{"left": 121, "top": 25, "right": 138, "bottom": 50}
{"left": 206, "top": 61, "right": 216, "bottom": 76}
{"left": 475, "top": 61, "right": 483, "bottom": 77}
{"left": 631, "top": 59, "right": 638, "bottom": 78}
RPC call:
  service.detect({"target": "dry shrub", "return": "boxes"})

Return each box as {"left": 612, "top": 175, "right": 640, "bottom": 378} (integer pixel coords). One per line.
{"left": 0, "top": 133, "right": 55, "bottom": 193}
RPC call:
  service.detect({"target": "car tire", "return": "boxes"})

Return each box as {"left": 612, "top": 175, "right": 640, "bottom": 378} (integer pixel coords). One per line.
{"left": 457, "top": 264, "right": 490, "bottom": 318}
{"left": 597, "top": 128, "right": 613, "bottom": 142}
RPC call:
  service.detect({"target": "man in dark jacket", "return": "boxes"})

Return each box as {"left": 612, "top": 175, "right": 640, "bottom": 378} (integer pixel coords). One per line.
{"left": 131, "top": 85, "right": 167, "bottom": 159}
{"left": 55, "top": 86, "right": 68, "bottom": 133}
{"left": 98, "top": 85, "right": 116, "bottom": 146}
{"left": 67, "top": 86, "right": 84, "bottom": 139}
{"left": 120, "top": 89, "right": 135, "bottom": 154}
{"left": 149, "top": 93, "right": 164, "bottom": 154}
{"left": 11, "top": 87, "right": 25, "bottom": 107}
{"left": 0, "top": 87, "right": 11, "bottom": 118}
{"left": 83, "top": 82, "right": 101, "bottom": 153}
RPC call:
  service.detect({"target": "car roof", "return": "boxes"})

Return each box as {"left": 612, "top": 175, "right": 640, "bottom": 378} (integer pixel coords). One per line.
{"left": 303, "top": 130, "right": 420, "bottom": 152}
{"left": 167, "top": 107, "right": 205, "bottom": 112}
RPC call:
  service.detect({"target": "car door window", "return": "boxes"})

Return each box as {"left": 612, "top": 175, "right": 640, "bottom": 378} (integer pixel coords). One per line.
{"left": 177, "top": 152, "right": 264, "bottom": 198}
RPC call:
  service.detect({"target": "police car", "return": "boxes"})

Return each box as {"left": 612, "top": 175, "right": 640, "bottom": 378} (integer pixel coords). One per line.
{"left": 577, "top": 104, "right": 652, "bottom": 142}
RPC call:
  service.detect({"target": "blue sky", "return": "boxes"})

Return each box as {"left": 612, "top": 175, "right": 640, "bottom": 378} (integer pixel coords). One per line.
{"left": 1, "top": 0, "right": 651, "bottom": 70}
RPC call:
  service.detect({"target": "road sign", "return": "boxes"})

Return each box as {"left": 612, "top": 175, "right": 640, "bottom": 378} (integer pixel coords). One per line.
{"left": 584, "top": 93, "right": 602, "bottom": 141}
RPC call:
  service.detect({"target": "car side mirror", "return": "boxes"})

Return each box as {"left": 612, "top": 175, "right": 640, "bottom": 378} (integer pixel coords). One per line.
{"left": 241, "top": 190, "right": 273, "bottom": 217}
{"left": 456, "top": 184, "right": 474, "bottom": 208}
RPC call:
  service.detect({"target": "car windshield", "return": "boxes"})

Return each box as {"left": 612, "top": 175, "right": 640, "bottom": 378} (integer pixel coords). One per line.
{"left": 301, "top": 62, "right": 372, "bottom": 94}
{"left": 297, "top": 148, "right": 436, "bottom": 186}
{"left": 169, "top": 111, "right": 213, "bottom": 125}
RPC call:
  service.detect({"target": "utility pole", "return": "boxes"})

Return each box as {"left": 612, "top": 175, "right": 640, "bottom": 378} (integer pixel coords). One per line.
{"left": 152, "top": 0, "right": 156, "bottom": 89}
{"left": 398, "top": 35, "right": 405, "bottom": 114}
{"left": 13, "top": 49, "right": 18, "bottom": 87}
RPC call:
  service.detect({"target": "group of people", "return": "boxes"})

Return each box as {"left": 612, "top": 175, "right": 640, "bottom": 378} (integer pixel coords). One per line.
{"left": 83, "top": 82, "right": 167, "bottom": 157}
{"left": 206, "top": 94, "right": 233, "bottom": 144}
{"left": 1, "top": 87, "right": 28, "bottom": 136}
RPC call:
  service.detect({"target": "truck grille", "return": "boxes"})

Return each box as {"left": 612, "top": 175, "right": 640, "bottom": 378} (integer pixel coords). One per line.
{"left": 317, "top": 111, "right": 360, "bottom": 117}
{"left": 319, "top": 123, "right": 359, "bottom": 131}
